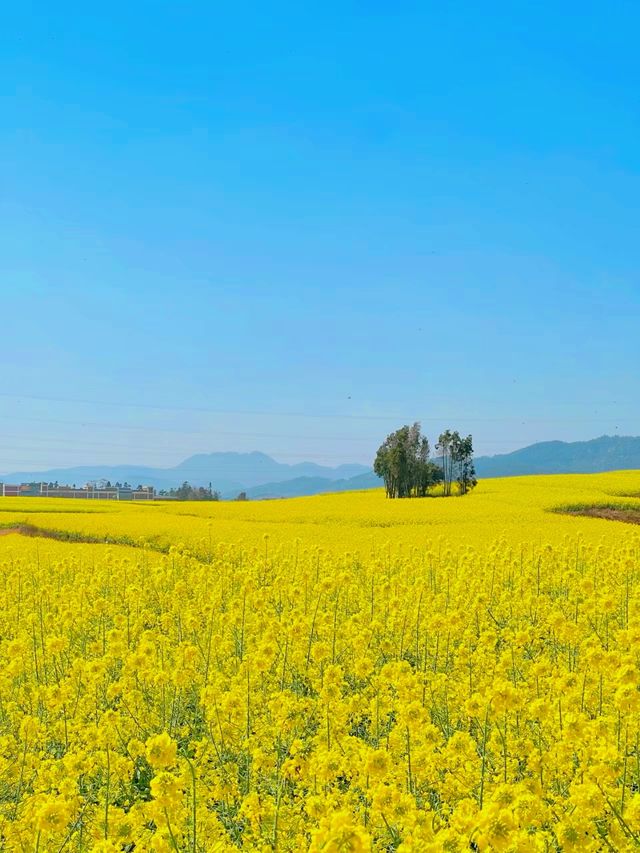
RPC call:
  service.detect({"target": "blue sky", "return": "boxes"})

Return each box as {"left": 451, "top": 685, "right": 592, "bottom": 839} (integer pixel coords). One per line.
{"left": 1, "top": 1, "right": 639, "bottom": 471}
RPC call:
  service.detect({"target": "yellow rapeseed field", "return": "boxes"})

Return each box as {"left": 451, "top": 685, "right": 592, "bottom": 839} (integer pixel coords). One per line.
{"left": 1, "top": 471, "right": 640, "bottom": 851}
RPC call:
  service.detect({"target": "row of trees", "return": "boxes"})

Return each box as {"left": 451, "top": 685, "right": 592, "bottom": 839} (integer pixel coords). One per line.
{"left": 157, "top": 482, "right": 250, "bottom": 501}
{"left": 158, "top": 482, "right": 221, "bottom": 500}
{"left": 436, "top": 429, "right": 476, "bottom": 496}
{"left": 374, "top": 424, "right": 477, "bottom": 499}
{"left": 23, "top": 480, "right": 137, "bottom": 490}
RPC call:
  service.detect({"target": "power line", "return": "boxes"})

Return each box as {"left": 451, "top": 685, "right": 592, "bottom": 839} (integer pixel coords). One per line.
{"left": 0, "top": 429, "right": 627, "bottom": 452}
{"left": 0, "top": 445, "right": 375, "bottom": 465}
{"left": 0, "top": 392, "right": 409, "bottom": 421}
{"left": 0, "top": 392, "right": 631, "bottom": 422}
{"left": 0, "top": 416, "right": 386, "bottom": 443}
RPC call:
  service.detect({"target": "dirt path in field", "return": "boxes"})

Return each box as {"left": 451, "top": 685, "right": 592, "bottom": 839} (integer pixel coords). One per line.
{"left": 0, "top": 523, "right": 158, "bottom": 548}
{"left": 0, "top": 523, "right": 207, "bottom": 562}
{"left": 0, "top": 525, "right": 66, "bottom": 539}
{"left": 563, "top": 507, "right": 640, "bottom": 525}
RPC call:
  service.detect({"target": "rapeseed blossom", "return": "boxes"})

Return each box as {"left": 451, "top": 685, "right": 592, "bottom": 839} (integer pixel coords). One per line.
{"left": 0, "top": 472, "right": 639, "bottom": 849}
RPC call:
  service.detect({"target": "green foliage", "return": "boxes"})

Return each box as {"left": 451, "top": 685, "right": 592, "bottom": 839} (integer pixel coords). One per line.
{"left": 374, "top": 423, "right": 444, "bottom": 499}
{"left": 375, "top": 425, "right": 476, "bottom": 499}
{"left": 437, "top": 431, "right": 477, "bottom": 496}
{"left": 160, "top": 482, "right": 221, "bottom": 501}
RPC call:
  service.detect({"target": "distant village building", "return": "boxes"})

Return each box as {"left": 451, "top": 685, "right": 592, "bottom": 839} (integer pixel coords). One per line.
{"left": 0, "top": 483, "right": 155, "bottom": 500}
{"left": 1, "top": 483, "right": 40, "bottom": 497}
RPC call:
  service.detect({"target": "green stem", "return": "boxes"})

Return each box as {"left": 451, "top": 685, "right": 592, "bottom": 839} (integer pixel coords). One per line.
{"left": 186, "top": 758, "right": 197, "bottom": 853}
{"left": 479, "top": 703, "right": 491, "bottom": 810}
{"left": 104, "top": 744, "right": 110, "bottom": 839}
{"left": 164, "top": 807, "right": 180, "bottom": 852}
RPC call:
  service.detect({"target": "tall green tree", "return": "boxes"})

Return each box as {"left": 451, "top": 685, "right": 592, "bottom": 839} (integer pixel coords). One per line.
{"left": 452, "top": 433, "right": 477, "bottom": 495}
{"left": 436, "top": 430, "right": 454, "bottom": 496}
{"left": 377, "top": 425, "right": 477, "bottom": 499}
{"left": 374, "top": 423, "right": 443, "bottom": 498}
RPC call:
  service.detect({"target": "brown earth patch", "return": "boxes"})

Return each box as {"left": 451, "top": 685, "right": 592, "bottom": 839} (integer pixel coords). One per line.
{"left": 0, "top": 524, "right": 180, "bottom": 558}
{"left": 0, "top": 525, "right": 65, "bottom": 539}
{"left": 564, "top": 507, "right": 640, "bottom": 525}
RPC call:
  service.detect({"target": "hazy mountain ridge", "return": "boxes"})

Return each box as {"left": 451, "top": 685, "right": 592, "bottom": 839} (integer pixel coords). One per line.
{"left": 1, "top": 436, "right": 639, "bottom": 499}
{"left": 243, "top": 471, "right": 382, "bottom": 499}
{"left": 0, "top": 452, "right": 371, "bottom": 495}
{"left": 238, "top": 437, "right": 640, "bottom": 496}
{"left": 474, "top": 435, "right": 640, "bottom": 478}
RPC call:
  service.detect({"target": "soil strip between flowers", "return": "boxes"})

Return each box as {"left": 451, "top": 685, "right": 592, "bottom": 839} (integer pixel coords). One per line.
{"left": 561, "top": 507, "right": 640, "bottom": 525}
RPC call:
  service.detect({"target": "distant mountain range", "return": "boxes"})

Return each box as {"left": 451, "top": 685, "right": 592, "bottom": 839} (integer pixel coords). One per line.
{"left": 0, "top": 452, "right": 372, "bottom": 498}
{"left": 1, "top": 436, "right": 639, "bottom": 499}
{"left": 474, "top": 435, "right": 640, "bottom": 478}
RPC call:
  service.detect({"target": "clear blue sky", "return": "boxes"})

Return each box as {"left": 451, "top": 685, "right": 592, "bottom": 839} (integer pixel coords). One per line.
{"left": 1, "top": 1, "right": 639, "bottom": 471}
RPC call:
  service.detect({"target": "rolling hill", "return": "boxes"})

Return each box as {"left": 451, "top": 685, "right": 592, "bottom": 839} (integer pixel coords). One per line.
{"left": 1, "top": 436, "right": 639, "bottom": 499}
{"left": 0, "top": 452, "right": 371, "bottom": 496}
{"left": 474, "top": 435, "right": 640, "bottom": 478}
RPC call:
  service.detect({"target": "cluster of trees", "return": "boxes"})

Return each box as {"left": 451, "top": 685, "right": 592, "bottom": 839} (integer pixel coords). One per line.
{"left": 158, "top": 482, "right": 221, "bottom": 501}
{"left": 435, "top": 430, "right": 476, "bottom": 495}
{"left": 373, "top": 424, "right": 442, "bottom": 498}
{"left": 374, "top": 423, "right": 477, "bottom": 499}
{"left": 92, "top": 480, "right": 134, "bottom": 490}
{"left": 37, "top": 480, "right": 143, "bottom": 491}
{"left": 156, "top": 483, "right": 250, "bottom": 501}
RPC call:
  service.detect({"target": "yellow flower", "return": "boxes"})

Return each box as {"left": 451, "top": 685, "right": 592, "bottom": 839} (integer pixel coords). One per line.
{"left": 364, "top": 748, "right": 391, "bottom": 779}
{"left": 3, "top": 471, "right": 640, "bottom": 847}
{"left": 150, "top": 771, "right": 183, "bottom": 808}
{"left": 309, "top": 809, "right": 372, "bottom": 853}
{"left": 145, "top": 732, "right": 177, "bottom": 769}
{"left": 36, "top": 799, "right": 72, "bottom": 834}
